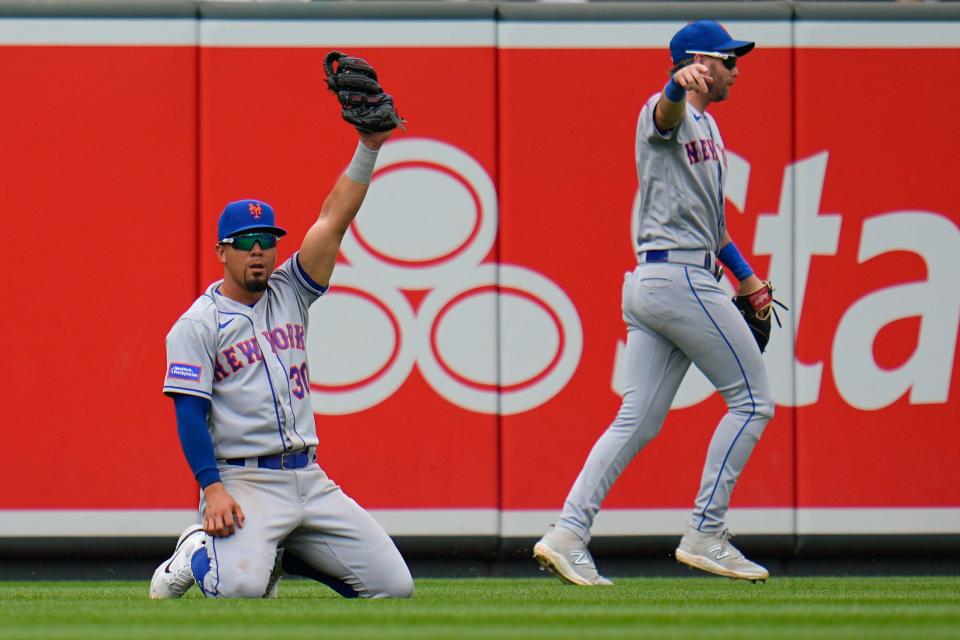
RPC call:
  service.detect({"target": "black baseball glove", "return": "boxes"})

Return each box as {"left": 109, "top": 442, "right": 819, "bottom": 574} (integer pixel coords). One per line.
{"left": 323, "top": 50, "right": 406, "bottom": 134}
{"left": 732, "top": 281, "right": 788, "bottom": 353}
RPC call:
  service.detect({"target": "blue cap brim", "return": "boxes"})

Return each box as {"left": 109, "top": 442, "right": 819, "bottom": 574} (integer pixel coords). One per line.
{"left": 720, "top": 39, "right": 755, "bottom": 57}
{"left": 223, "top": 224, "right": 287, "bottom": 239}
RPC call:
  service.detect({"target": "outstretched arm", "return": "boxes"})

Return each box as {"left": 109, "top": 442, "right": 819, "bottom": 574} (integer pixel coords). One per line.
{"left": 296, "top": 130, "right": 392, "bottom": 287}
{"left": 299, "top": 49, "right": 405, "bottom": 286}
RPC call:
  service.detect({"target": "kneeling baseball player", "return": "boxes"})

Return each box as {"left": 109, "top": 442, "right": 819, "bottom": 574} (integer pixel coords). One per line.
{"left": 151, "top": 52, "right": 412, "bottom": 599}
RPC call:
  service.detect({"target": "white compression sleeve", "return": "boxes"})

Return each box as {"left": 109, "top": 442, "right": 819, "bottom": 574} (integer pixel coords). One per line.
{"left": 345, "top": 141, "right": 379, "bottom": 185}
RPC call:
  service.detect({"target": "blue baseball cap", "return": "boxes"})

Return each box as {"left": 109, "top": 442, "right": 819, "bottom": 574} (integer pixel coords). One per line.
{"left": 669, "top": 20, "right": 755, "bottom": 65}
{"left": 217, "top": 199, "right": 287, "bottom": 241}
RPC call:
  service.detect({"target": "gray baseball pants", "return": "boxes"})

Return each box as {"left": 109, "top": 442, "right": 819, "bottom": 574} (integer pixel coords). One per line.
{"left": 196, "top": 464, "right": 413, "bottom": 598}
{"left": 557, "top": 262, "right": 774, "bottom": 541}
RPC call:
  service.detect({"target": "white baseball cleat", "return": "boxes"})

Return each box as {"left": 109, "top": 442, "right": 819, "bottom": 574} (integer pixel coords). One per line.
{"left": 263, "top": 547, "right": 285, "bottom": 598}
{"left": 533, "top": 525, "right": 613, "bottom": 586}
{"left": 675, "top": 527, "right": 769, "bottom": 582}
{"left": 149, "top": 524, "right": 206, "bottom": 599}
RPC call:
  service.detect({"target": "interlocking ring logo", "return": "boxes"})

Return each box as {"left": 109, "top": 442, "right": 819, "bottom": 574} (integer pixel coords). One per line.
{"left": 306, "top": 138, "right": 583, "bottom": 415}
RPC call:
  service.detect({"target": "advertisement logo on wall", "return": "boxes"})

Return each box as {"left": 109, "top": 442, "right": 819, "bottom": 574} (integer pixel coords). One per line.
{"left": 309, "top": 139, "right": 960, "bottom": 418}
{"left": 307, "top": 138, "right": 584, "bottom": 415}
{"left": 617, "top": 151, "right": 960, "bottom": 411}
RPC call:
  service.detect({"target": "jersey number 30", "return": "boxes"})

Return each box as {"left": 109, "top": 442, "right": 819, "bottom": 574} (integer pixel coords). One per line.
{"left": 290, "top": 361, "right": 309, "bottom": 399}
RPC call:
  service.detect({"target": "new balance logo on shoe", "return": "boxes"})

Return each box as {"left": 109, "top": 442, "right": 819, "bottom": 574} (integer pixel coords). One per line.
{"left": 708, "top": 544, "right": 731, "bottom": 560}
{"left": 533, "top": 526, "right": 615, "bottom": 586}
{"left": 675, "top": 528, "right": 769, "bottom": 582}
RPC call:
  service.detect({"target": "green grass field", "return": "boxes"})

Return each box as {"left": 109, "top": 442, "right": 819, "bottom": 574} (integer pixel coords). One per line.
{"left": 1, "top": 577, "right": 958, "bottom": 640}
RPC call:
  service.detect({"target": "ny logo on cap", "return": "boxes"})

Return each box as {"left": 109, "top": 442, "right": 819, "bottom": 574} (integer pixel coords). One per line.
{"left": 249, "top": 203, "right": 263, "bottom": 219}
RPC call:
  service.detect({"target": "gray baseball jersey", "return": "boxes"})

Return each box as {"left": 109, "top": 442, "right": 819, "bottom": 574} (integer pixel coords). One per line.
{"left": 554, "top": 92, "right": 774, "bottom": 541}
{"left": 634, "top": 92, "right": 727, "bottom": 255}
{"left": 163, "top": 253, "right": 322, "bottom": 460}
{"left": 163, "top": 252, "right": 412, "bottom": 598}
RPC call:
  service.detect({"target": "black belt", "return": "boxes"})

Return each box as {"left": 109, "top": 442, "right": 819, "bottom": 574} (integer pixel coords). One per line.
{"left": 224, "top": 448, "right": 314, "bottom": 470}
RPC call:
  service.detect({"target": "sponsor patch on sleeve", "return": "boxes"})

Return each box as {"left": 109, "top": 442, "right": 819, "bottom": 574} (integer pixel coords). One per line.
{"left": 167, "top": 362, "right": 202, "bottom": 382}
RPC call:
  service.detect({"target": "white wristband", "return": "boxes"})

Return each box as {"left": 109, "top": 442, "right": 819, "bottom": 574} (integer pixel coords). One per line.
{"left": 345, "top": 141, "right": 379, "bottom": 185}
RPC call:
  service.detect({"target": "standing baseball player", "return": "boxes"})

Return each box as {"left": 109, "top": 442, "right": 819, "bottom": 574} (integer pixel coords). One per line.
{"left": 150, "top": 52, "right": 413, "bottom": 599}
{"left": 534, "top": 21, "right": 779, "bottom": 584}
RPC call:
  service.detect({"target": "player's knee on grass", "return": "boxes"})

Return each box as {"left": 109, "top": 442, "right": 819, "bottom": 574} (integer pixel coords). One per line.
{"left": 361, "top": 547, "right": 414, "bottom": 599}
{"left": 217, "top": 572, "right": 273, "bottom": 599}
{"left": 366, "top": 571, "right": 414, "bottom": 599}
{"left": 197, "top": 540, "right": 277, "bottom": 599}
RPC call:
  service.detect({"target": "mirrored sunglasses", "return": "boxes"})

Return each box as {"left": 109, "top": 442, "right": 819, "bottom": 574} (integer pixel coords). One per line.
{"left": 686, "top": 50, "right": 738, "bottom": 70}
{"left": 221, "top": 233, "right": 279, "bottom": 251}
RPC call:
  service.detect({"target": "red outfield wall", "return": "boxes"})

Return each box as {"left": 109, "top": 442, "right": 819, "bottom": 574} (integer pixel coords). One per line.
{"left": 2, "top": 10, "right": 957, "bottom": 539}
